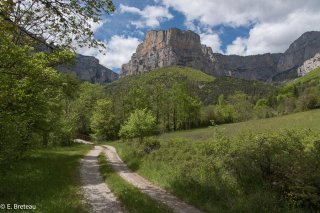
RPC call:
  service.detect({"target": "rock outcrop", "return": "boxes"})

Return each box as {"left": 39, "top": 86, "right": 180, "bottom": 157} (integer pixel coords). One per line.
{"left": 297, "top": 53, "right": 320, "bottom": 76}
{"left": 121, "top": 29, "right": 320, "bottom": 82}
{"left": 277, "top": 31, "right": 320, "bottom": 73}
{"left": 58, "top": 54, "right": 118, "bottom": 83}
{"left": 122, "top": 28, "right": 213, "bottom": 76}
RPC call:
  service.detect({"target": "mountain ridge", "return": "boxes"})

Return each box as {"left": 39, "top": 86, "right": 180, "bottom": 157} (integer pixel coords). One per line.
{"left": 121, "top": 28, "right": 320, "bottom": 82}
{"left": 57, "top": 54, "right": 119, "bottom": 83}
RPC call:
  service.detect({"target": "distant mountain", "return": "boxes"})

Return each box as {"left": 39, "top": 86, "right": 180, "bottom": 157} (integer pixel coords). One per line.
{"left": 121, "top": 28, "right": 320, "bottom": 82}
{"left": 57, "top": 54, "right": 118, "bottom": 84}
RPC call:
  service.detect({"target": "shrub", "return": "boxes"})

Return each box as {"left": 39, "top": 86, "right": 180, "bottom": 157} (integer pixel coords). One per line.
{"left": 227, "top": 130, "right": 320, "bottom": 209}
{"left": 119, "top": 109, "right": 156, "bottom": 142}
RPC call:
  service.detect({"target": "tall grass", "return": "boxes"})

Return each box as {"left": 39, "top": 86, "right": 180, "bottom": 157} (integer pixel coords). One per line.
{"left": 109, "top": 110, "right": 320, "bottom": 212}
{"left": 98, "top": 155, "right": 172, "bottom": 213}
{"left": 160, "top": 108, "right": 320, "bottom": 142}
{"left": 0, "top": 145, "right": 92, "bottom": 213}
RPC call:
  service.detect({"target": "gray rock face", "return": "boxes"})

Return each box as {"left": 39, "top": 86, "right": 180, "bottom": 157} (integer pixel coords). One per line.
{"left": 122, "top": 28, "right": 212, "bottom": 76}
{"left": 58, "top": 54, "right": 118, "bottom": 83}
{"left": 210, "top": 53, "right": 282, "bottom": 81}
{"left": 277, "top": 31, "right": 320, "bottom": 74}
{"left": 297, "top": 53, "right": 320, "bottom": 76}
{"left": 121, "top": 28, "right": 320, "bottom": 82}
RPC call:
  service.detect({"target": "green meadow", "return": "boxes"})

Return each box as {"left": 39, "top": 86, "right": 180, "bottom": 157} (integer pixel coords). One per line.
{"left": 108, "top": 109, "right": 320, "bottom": 212}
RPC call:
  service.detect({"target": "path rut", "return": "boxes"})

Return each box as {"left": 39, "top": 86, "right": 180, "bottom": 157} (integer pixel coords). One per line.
{"left": 103, "top": 145, "right": 203, "bottom": 213}
{"left": 80, "top": 146, "right": 125, "bottom": 213}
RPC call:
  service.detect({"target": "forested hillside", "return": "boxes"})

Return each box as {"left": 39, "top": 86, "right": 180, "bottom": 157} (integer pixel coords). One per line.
{"left": 106, "top": 66, "right": 275, "bottom": 131}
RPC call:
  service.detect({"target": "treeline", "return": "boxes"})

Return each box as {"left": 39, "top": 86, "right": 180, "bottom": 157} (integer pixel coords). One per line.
{"left": 201, "top": 68, "right": 320, "bottom": 125}
{"left": 77, "top": 65, "right": 320, "bottom": 143}
{"left": 105, "top": 67, "right": 275, "bottom": 134}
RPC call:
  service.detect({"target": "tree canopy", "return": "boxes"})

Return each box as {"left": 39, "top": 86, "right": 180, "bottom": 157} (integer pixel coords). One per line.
{"left": 0, "top": 0, "right": 115, "bottom": 49}
{"left": 119, "top": 109, "right": 157, "bottom": 142}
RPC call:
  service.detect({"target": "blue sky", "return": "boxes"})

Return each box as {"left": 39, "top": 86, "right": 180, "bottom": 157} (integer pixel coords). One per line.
{"left": 78, "top": 0, "right": 320, "bottom": 72}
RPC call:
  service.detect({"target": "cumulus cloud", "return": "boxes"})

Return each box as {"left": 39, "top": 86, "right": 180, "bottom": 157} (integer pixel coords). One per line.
{"left": 200, "top": 33, "right": 222, "bottom": 53}
{"left": 226, "top": 37, "right": 247, "bottom": 55}
{"left": 78, "top": 35, "right": 141, "bottom": 70}
{"left": 119, "top": 4, "right": 173, "bottom": 28}
{"left": 226, "top": 10, "right": 320, "bottom": 55}
{"left": 162, "top": 0, "right": 320, "bottom": 55}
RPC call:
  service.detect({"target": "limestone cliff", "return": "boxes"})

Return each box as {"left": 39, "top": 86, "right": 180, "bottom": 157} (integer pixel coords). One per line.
{"left": 122, "top": 28, "right": 213, "bottom": 76}
{"left": 58, "top": 54, "right": 118, "bottom": 83}
{"left": 277, "top": 31, "right": 320, "bottom": 73}
{"left": 121, "top": 28, "right": 320, "bottom": 82}
{"left": 297, "top": 53, "right": 320, "bottom": 76}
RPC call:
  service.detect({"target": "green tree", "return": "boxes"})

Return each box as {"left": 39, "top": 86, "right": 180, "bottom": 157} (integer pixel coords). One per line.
{"left": 119, "top": 109, "right": 156, "bottom": 142}
{"left": 254, "top": 98, "right": 274, "bottom": 119}
{"left": 73, "top": 82, "right": 106, "bottom": 136}
{"left": 218, "top": 94, "right": 225, "bottom": 105}
{"left": 168, "top": 83, "right": 200, "bottom": 130}
{"left": 0, "top": 0, "right": 115, "bottom": 49}
{"left": 0, "top": 27, "right": 78, "bottom": 162}
{"left": 228, "top": 92, "right": 254, "bottom": 121}
{"left": 90, "top": 98, "right": 117, "bottom": 142}
{"left": 213, "top": 104, "right": 237, "bottom": 124}
{"left": 297, "top": 87, "right": 320, "bottom": 110}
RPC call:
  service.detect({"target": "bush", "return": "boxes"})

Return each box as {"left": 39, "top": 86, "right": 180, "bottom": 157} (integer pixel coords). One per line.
{"left": 118, "top": 128, "right": 320, "bottom": 212}
{"left": 119, "top": 109, "right": 156, "bottom": 142}
{"left": 227, "top": 129, "right": 320, "bottom": 209}
{"left": 141, "top": 138, "right": 160, "bottom": 154}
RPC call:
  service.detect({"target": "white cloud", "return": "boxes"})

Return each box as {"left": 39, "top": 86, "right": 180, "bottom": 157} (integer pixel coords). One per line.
{"left": 162, "top": 0, "right": 319, "bottom": 27}
{"left": 226, "top": 10, "right": 320, "bottom": 55}
{"left": 226, "top": 37, "right": 247, "bottom": 55}
{"left": 162, "top": 0, "right": 320, "bottom": 55}
{"left": 119, "top": 4, "right": 173, "bottom": 28}
{"left": 78, "top": 35, "right": 141, "bottom": 70}
{"left": 200, "top": 33, "right": 222, "bottom": 53}
{"left": 119, "top": 4, "right": 141, "bottom": 14}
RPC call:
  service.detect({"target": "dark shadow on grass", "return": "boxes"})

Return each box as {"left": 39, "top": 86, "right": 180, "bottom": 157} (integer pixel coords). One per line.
{"left": 0, "top": 146, "right": 90, "bottom": 212}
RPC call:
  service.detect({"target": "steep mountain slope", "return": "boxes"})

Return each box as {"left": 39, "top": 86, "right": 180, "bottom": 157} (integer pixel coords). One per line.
{"left": 57, "top": 54, "right": 118, "bottom": 83}
{"left": 277, "top": 31, "right": 320, "bottom": 73}
{"left": 297, "top": 53, "right": 320, "bottom": 76}
{"left": 122, "top": 28, "right": 320, "bottom": 82}
{"left": 281, "top": 67, "right": 320, "bottom": 93}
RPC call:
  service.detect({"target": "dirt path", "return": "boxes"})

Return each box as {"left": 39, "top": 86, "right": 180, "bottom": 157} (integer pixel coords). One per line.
{"left": 80, "top": 146, "right": 125, "bottom": 213}
{"left": 103, "top": 145, "right": 203, "bottom": 213}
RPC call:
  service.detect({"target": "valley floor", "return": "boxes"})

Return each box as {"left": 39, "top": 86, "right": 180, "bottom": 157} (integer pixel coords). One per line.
{"left": 1, "top": 109, "right": 319, "bottom": 212}
{"left": 107, "top": 108, "right": 320, "bottom": 212}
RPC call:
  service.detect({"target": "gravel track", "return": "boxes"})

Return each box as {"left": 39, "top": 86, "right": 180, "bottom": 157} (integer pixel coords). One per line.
{"left": 103, "top": 145, "right": 203, "bottom": 213}
{"left": 80, "top": 146, "right": 125, "bottom": 213}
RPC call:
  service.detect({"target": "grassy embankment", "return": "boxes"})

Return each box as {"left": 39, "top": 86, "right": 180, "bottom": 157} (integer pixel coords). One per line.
{"left": 108, "top": 109, "right": 320, "bottom": 213}
{"left": 160, "top": 108, "right": 320, "bottom": 142}
{"left": 98, "top": 155, "right": 172, "bottom": 213}
{"left": 0, "top": 145, "right": 92, "bottom": 213}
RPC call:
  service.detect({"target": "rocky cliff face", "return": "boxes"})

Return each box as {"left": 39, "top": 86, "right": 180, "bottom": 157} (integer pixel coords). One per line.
{"left": 122, "top": 28, "right": 213, "bottom": 76}
{"left": 277, "top": 31, "right": 320, "bottom": 74}
{"left": 121, "top": 29, "right": 320, "bottom": 82}
{"left": 58, "top": 54, "right": 118, "bottom": 83}
{"left": 297, "top": 53, "right": 320, "bottom": 76}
